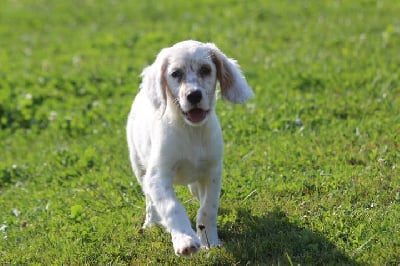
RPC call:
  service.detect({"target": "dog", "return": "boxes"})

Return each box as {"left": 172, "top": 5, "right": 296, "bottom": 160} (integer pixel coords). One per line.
{"left": 126, "top": 40, "right": 253, "bottom": 257}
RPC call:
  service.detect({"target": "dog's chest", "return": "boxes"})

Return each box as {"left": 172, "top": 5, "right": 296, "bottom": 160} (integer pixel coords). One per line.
{"left": 173, "top": 140, "right": 221, "bottom": 185}
{"left": 174, "top": 158, "right": 215, "bottom": 185}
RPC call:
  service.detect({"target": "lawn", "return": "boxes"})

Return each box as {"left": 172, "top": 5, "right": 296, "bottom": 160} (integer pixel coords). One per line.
{"left": 1, "top": 0, "right": 399, "bottom": 264}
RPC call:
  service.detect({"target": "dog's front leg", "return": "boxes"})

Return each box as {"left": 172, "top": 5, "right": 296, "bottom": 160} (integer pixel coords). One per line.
{"left": 189, "top": 168, "right": 222, "bottom": 248}
{"left": 143, "top": 170, "right": 201, "bottom": 257}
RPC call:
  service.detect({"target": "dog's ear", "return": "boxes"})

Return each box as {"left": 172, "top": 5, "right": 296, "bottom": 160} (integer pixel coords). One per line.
{"left": 140, "top": 48, "right": 169, "bottom": 110}
{"left": 207, "top": 43, "right": 254, "bottom": 104}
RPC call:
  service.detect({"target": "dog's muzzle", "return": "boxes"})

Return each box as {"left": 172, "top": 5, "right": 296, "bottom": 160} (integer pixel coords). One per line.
{"left": 180, "top": 90, "right": 209, "bottom": 124}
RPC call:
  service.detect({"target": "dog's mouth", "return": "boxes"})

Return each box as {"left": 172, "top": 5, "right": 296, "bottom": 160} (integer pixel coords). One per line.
{"left": 182, "top": 108, "right": 209, "bottom": 123}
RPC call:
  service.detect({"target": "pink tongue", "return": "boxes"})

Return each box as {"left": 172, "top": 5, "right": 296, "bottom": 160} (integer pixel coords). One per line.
{"left": 187, "top": 109, "right": 206, "bottom": 123}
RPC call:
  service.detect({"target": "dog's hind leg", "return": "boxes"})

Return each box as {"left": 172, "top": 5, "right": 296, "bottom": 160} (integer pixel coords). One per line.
{"left": 143, "top": 195, "right": 162, "bottom": 228}
{"left": 127, "top": 140, "right": 161, "bottom": 229}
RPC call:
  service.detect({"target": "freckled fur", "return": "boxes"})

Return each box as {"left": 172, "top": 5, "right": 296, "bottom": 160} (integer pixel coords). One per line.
{"left": 126, "top": 40, "right": 253, "bottom": 257}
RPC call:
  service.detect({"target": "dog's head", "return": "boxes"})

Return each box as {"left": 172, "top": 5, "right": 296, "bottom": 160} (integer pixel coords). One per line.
{"left": 140, "top": 40, "right": 254, "bottom": 126}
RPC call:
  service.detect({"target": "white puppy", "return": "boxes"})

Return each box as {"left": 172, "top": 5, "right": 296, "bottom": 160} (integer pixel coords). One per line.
{"left": 126, "top": 40, "right": 253, "bottom": 257}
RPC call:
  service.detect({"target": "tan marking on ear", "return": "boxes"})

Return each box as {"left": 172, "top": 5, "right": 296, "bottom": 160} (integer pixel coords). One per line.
{"left": 211, "top": 51, "right": 234, "bottom": 96}
{"left": 208, "top": 44, "right": 254, "bottom": 104}
{"left": 158, "top": 61, "right": 169, "bottom": 115}
{"left": 160, "top": 62, "right": 168, "bottom": 100}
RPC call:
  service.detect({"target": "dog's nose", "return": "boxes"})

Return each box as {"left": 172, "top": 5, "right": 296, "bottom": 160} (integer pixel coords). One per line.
{"left": 187, "top": 90, "right": 202, "bottom": 104}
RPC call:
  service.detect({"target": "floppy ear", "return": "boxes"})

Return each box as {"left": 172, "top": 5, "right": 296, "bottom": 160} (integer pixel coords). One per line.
{"left": 140, "top": 48, "right": 169, "bottom": 110}
{"left": 207, "top": 43, "right": 254, "bottom": 104}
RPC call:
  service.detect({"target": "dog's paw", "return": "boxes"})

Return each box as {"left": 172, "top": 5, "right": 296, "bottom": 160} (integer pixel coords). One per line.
{"left": 197, "top": 224, "right": 221, "bottom": 248}
{"left": 172, "top": 232, "right": 201, "bottom": 257}
{"left": 199, "top": 235, "right": 221, "bottom": 249}
{"left": 202, "top": 238, "right": 222, "bottom": 249}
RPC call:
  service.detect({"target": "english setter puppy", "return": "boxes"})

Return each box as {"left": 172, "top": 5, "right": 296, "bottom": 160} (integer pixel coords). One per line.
{"left": 126, "top": 40, "right": 253, "bottom": 257}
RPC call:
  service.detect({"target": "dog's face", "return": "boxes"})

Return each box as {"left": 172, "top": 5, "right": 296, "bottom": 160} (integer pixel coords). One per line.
{"left": 164, "top": 43, "right": 217, "bottom": 126}
{"left": 141, "top": 40, "right": 254, "bottom": 126}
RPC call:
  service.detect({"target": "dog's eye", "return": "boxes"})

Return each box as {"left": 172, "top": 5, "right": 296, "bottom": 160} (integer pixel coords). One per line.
{"left": 171, "top": 70, "right": 183, "bottom": 80}
{"left": 199, "top": 65, "right": 211, "bottom": 76}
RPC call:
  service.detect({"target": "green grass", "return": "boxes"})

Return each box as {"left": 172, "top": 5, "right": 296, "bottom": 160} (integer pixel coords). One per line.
{"left": 1, "top": 0, "right": 399, "bottom": 264}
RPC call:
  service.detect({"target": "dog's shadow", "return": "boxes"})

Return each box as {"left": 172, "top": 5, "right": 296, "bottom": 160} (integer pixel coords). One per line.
{"left": 219, "top": 208, "right": 359, "bottom": 265}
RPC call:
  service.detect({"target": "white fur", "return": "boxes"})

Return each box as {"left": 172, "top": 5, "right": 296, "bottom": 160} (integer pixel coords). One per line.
{"left": 126, "top": 40, "right": 253, "bottom": 257}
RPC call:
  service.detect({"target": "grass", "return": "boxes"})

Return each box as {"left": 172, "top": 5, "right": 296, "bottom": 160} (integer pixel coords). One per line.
{"left": 1, "top": 0, "right": 399, "bottom": 264}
